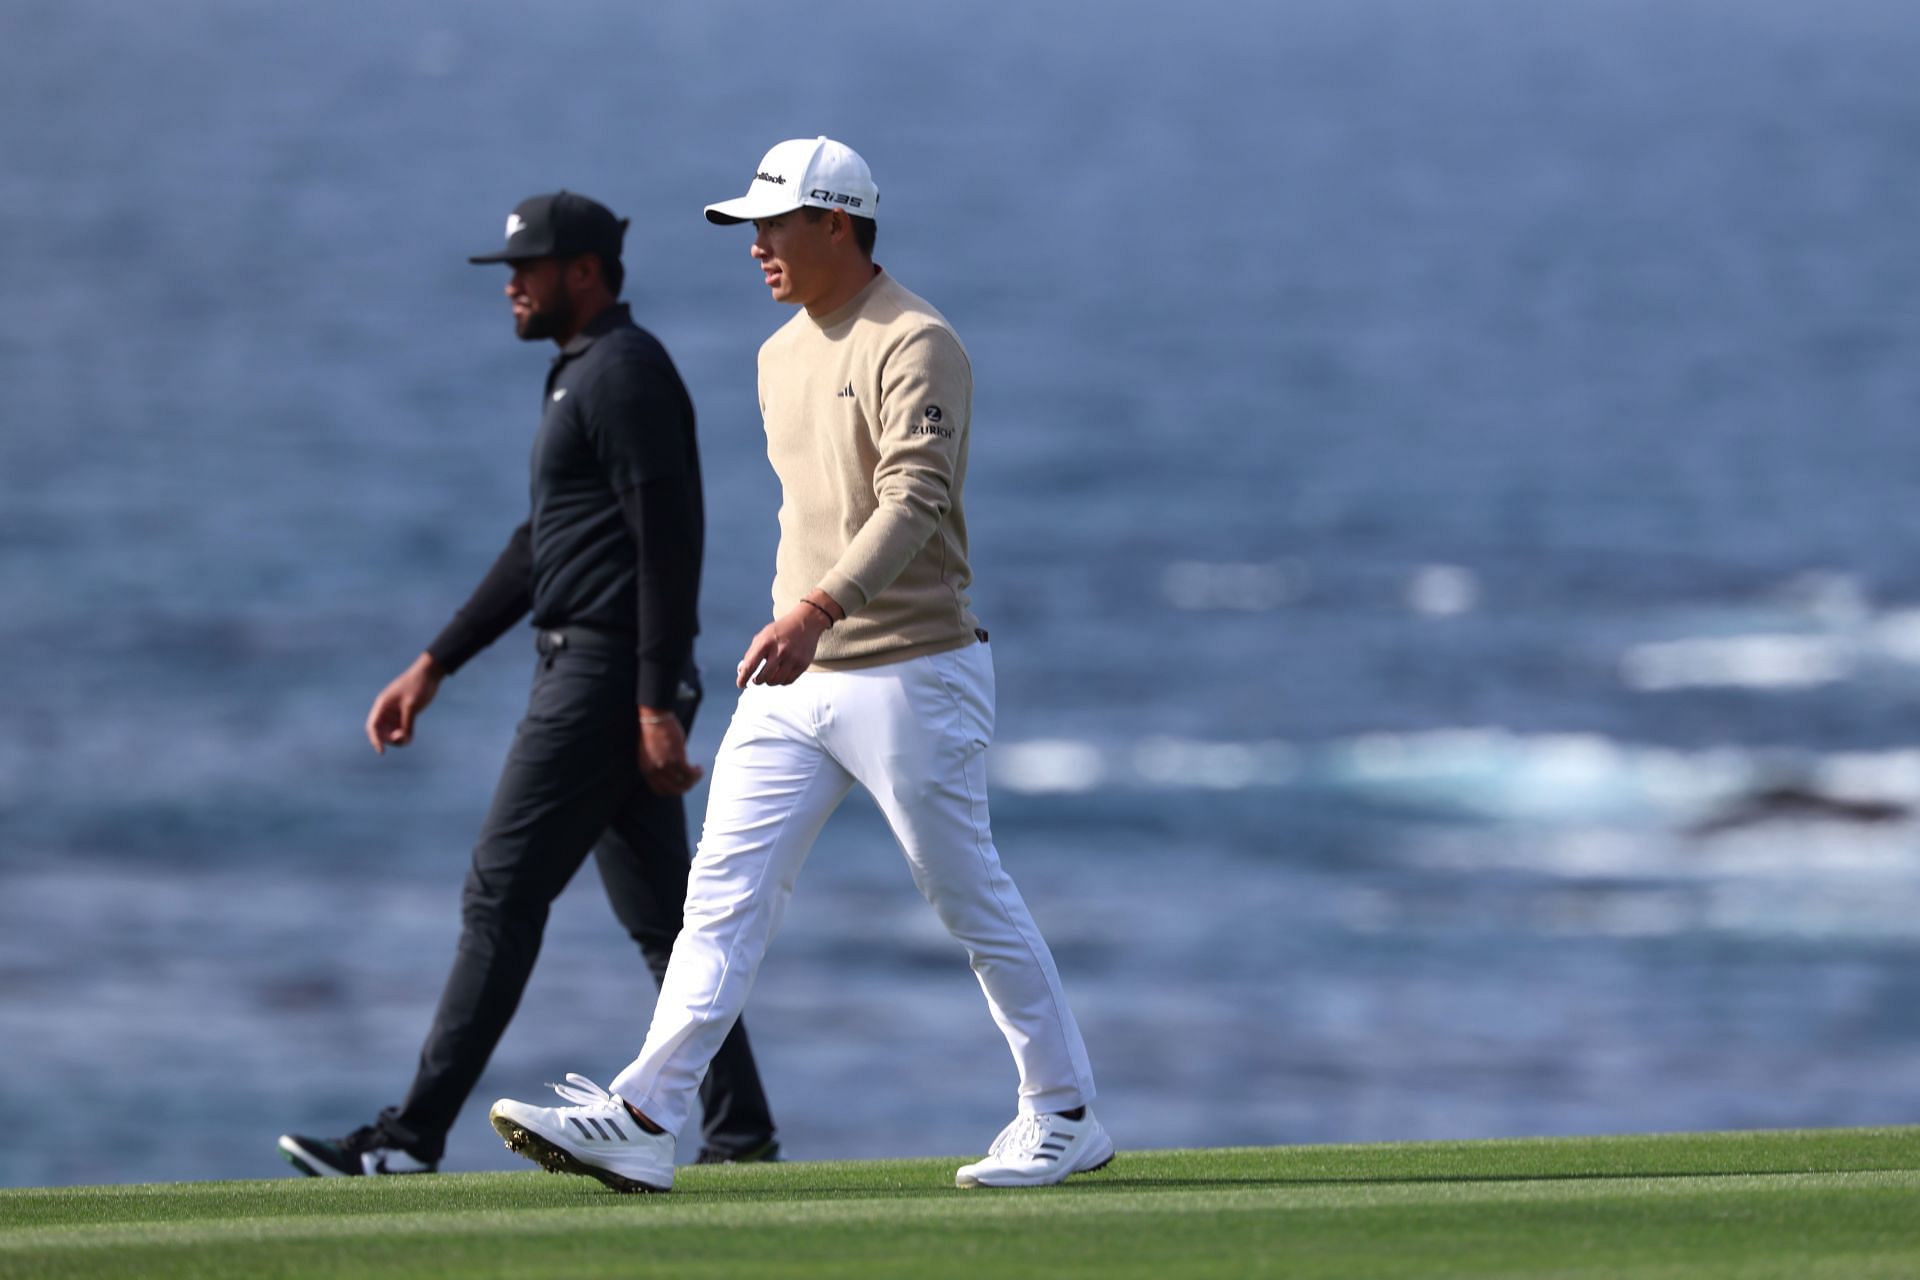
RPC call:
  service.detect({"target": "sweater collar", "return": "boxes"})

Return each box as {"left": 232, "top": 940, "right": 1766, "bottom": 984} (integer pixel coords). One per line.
{"left": 807, "top": 267, "right": 885, "bottom": 332}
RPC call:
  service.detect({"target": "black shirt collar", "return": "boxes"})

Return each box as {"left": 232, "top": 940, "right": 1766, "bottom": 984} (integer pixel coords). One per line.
{"left": 555, "top": 302, "right": 633, "bottom": 363}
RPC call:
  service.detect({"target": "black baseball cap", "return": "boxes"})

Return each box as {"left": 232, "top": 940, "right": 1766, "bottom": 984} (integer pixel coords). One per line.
{"left": 468, "top": 191, "right": 628, "bottom": 265}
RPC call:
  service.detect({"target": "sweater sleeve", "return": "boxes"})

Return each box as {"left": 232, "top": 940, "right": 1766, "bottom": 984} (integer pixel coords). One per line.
{"left": 425, "top": 522, "right": 533, "bottom": 673}
{"left": 815, "top": 326, "right": 971, "bottom": 615}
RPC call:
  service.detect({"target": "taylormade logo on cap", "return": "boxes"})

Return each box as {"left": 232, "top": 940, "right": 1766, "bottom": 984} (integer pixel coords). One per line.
{"left": 705, "top": 137, "right": 879, "bottom": 225}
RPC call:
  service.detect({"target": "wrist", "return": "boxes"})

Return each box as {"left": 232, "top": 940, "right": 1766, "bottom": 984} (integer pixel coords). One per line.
{"left": 799, "top": 591, "right": 844, "bottom": 633}
{"left": 638, "top": 706, "right": 676, "bottom": 726}
{"left": 799, "top": 599, "right": 835, "bottom": 633}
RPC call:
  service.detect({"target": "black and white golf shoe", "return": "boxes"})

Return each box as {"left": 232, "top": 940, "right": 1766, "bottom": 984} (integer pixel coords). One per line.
{"left": 278, "top": 1125, "right": 437, "bottom": 1178}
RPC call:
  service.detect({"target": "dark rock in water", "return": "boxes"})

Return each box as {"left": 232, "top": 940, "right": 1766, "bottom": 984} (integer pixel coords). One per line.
{"left": 253, "top": 976, "right": 349, "bottom": 1011}
{"left": 1688, "top": 784, "right": 1910, "bottom": 837}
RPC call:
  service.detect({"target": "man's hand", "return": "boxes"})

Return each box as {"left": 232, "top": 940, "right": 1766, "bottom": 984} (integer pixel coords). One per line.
{"left": 366, "top": 653, "right": 445, "bottom": 754}
{"left": 638, "top": 710, "right": 704, "bottom": 796}
{"left": 737, "top": 592, "right": 843, "bottom": 688}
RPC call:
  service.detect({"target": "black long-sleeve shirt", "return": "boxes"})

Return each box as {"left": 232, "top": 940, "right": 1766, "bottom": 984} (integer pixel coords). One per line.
{"left": 426, "top": 304, "right": 704, "bottom": 708}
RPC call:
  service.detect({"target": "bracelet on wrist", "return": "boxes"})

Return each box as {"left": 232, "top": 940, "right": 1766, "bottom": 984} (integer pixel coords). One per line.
{"left": 802, "top": 598, "right": 836, "bottom": 628}
{"left": 640, "top": 712, "right": 676, "bottom": 725}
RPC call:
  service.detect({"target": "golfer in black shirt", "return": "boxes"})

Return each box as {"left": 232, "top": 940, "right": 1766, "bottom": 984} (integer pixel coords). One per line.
{"left": 279, "top": 191, "right": 779, "bottom": 1176}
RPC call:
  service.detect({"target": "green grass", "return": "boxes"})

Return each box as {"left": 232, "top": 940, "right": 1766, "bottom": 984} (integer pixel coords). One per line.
{"left": 3, "top": 1128, "right": 1918, "bottom": 1278}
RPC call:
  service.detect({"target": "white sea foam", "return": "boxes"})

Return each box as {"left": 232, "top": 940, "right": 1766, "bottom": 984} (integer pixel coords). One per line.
{"left": 992, "top": 729, "right": 1920, "bottom": 833}
{"left": 1869, "top": 609, "right": 1920, "bottom": 665}
{"left": 1406, "top": 564, "right": 1479, "bottom": 617}
{"left": 1132, "top": 735, "right": 1299, "bottom": 790}
{"left": 1160, "top": 559, "right": 1306, "bottom": 611}
{"left": 991, "top": 738, "right": 1106, "bottom": 793}
{"left": 1620, "top": 634, "right": 1853, "bottom": 691}
{"left": 1614, "top": 577, "right": 1920, "bottom": 691}
{"left": 1814, "top": 750, "right": 1920, "bottom": 803}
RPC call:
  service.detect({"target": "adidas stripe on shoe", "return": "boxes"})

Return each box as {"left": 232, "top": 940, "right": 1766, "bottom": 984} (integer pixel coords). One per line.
{"left": 955, "top": 1109, "right": 1115, "bottom": 1188}
{"left": 489, "top": 1073, "right": 675, "bottom": 1194}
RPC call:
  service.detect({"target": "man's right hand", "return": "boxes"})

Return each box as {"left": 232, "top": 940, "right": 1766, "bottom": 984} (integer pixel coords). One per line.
{"left": 366, "top": 653, "right": 445, "bottom": 754}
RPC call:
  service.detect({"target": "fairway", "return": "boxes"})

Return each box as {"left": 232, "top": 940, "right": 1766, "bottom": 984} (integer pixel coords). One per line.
{"left": 3, "top": 1128, "right": 1918, "bottom": 1278}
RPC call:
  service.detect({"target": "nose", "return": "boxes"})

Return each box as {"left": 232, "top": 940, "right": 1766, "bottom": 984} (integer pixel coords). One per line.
{"left": 750, "top": 229, "right": 771, "bottom": 259}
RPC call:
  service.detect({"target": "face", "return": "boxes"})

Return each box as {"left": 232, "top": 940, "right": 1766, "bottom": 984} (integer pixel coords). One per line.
{"left": 750, "top": 210, "right": 838, "bottom": 308}
{"left": 504, "top": 257, "right": 575, "bottom": 341}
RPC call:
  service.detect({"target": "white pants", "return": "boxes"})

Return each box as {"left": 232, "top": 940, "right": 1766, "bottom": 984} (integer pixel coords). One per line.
{"left": 609, "top": 640, "right": 1096, "bottom": 1134}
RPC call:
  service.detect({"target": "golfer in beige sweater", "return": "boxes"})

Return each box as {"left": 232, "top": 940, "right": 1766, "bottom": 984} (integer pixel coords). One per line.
{"left": 489, "top": 137, "right": 1110, "bottom": 1192}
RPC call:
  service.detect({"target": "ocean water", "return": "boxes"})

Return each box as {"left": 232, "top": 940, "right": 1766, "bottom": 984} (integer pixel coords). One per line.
{"left": 4, "top": 0, "right": 1920, "bottom": 1187}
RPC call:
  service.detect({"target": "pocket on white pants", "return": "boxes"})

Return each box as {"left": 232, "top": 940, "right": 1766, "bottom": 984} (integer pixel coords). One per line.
{"left": 927, "top": 643, "right": 995, "bottom": 750}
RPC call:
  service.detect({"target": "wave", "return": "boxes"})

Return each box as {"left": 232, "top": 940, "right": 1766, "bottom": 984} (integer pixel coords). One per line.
{"left": 992, "top": 729, "right": 1920, "bottom": 830}
{"left": 1159, "top": 559, "right": 1481, "bottom": 617}
{"left": 1620, "top": 604, "right": 1920, "bottom": 691}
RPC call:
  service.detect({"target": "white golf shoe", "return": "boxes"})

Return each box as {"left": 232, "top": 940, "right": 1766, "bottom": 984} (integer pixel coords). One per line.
{"left": 489, "top": 1074, "right": 674, "bottom": 1193}
{"left": 955, "top": 1109, "right": 1115, "bottom": 1188}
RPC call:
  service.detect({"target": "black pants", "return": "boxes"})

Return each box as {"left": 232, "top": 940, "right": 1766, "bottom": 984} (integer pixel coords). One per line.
{"left": 380, "top": 631, "right": 775, "bottom": 1161}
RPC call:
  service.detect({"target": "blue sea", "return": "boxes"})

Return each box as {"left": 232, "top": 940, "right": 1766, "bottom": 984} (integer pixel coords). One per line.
{"left": 4, "top": 0, "right": 1920, "bottom": 1188}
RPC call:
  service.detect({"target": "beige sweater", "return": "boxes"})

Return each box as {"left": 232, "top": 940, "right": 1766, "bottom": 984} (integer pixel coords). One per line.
{"left": 757, "top": 269, "right": 981, "bottom": 668}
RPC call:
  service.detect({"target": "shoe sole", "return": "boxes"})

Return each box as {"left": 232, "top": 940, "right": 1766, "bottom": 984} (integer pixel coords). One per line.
{"left": 489, "top": 1113, "right": 669, "bottom": 1194}
{"left": 278, "top": 1136, "right": 347, "bottom": 1178}
{"left": 956, "top": 1147, "right": 1116, "bottom": 1189}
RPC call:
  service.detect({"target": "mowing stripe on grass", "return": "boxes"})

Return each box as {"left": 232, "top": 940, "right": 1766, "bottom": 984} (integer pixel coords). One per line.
{"left": 4, "top": 1168, "right": 1919, "bottom": 1255}
{"left": 3, "top": 1130, "right": 1918, "bottom": 1279}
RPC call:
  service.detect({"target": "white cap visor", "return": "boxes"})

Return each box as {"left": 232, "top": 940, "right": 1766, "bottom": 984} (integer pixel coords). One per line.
{"left": 704, "top": 182, "right": 804, "bottom": 225}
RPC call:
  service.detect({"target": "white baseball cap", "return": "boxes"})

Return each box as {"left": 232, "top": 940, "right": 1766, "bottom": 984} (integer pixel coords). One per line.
{"left": 704, "top": 136, "right": 879, "bottom": 225}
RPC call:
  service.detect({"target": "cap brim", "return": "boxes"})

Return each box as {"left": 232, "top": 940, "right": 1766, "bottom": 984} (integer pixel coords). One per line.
{"left": 467, "top": 248, "right": 545, "bottom": 264}
{"left": 704, "top": 190, "right": 804, "bottom": 225}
